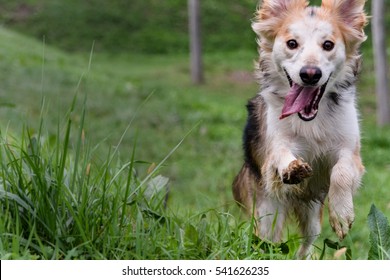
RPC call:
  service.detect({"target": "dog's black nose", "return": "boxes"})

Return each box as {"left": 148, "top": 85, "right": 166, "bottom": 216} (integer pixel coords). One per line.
{"left": 300, "top": 66, "right": 322, "bottom": 85}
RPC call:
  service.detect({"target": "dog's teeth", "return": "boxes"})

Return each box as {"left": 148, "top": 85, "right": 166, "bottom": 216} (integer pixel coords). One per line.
{"left": 299, "top": 108, "right": 318, "bottom": 120}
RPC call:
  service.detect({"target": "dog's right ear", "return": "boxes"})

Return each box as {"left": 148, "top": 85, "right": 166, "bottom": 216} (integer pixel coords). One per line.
{"left": 252, "top": 0, "right": 308, "bottom": 41}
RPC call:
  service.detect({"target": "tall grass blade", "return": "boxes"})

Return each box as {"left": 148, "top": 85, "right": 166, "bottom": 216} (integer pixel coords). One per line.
{"left": 129, "top": 122, "right": 200, "bottom": 200}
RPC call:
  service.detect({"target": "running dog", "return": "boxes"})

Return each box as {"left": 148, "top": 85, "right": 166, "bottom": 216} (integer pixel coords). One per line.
{"left": 233, "top": 0, "right": 367, "bottom": 258}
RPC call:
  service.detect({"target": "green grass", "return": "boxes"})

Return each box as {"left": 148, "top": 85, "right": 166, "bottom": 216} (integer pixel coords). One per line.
{"left": 0, "top": 0, "right": 259, "bottom": 53}
{"left": 2, "top": 0, "right": 387, "bottom": 55}
{"left": 0, "top": 27, "right": 389, "bottom": 259}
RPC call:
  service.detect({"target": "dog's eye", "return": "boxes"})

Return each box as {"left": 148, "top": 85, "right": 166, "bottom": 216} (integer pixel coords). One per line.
{"left": 286, "top": 39, "right": 298, "bottom": 50}
{"left": 323, "top": 40, "right": 335, "bottom": 51}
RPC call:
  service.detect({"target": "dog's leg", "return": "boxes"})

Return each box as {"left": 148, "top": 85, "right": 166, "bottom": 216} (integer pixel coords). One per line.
{"left": 328, "top": 149, "right": 364, "bottom": 240}
{"left": 233, "top": 163, "right": 286, "bottom": 243}
{"left": 294, "top": 202, "right": 323, "bottom": 259}
{"left": 256, "top": 198, "right": 286, "bottom": 243}
{"left": 257, "top": 146, "right": 312, "bottom": 243}
{"left": 263, "top": 147, "right": 312, "bottom": 197}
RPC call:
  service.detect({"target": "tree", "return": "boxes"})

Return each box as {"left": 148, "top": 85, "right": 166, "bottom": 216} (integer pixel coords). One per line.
{"left": 188, "top": 0, "right": 204, "bottom": 84}
{"left": 372, "top": 0, "right": 390, "bottom": 126}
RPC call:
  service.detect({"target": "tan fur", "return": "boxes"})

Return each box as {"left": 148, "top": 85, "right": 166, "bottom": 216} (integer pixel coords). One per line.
{"left": 233, "top": 0, "right": 367, "bottom": 259}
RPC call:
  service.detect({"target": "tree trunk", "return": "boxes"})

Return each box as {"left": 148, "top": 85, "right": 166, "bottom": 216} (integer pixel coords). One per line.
{"left": 372, "top": 0, "right": 390, "bottom": 126}
{"left": 188, "top": 0, "right": 204, "bottom": 84}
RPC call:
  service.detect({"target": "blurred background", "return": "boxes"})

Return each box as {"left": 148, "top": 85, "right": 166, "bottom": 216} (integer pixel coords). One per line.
{"left": 0, "top": 0, "right": 258, "bottom": 53}
{"left": 0, "top": 0, "right": 389, "bottom": 258}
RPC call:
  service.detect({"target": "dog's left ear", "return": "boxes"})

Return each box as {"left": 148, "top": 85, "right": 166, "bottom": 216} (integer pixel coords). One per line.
{"left": 321, "top": 0, "right": 367, "bottom": 47}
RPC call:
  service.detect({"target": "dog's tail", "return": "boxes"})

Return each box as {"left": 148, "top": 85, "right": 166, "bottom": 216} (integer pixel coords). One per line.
{"left": 232, "top": 163, "right": 260, "bottom": 214}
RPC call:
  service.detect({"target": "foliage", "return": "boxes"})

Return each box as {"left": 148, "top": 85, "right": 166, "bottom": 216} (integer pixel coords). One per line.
{"left": 0, "top": 0, "right": 258, "bottom": 54}
{"left": 0, "top": 93, "right": 292, "bottom": 260}
{"left": 0, "top": 37, "right": 289, "bottom": 259}
{"left": 1, "top": 0, "right": 387, "bottom": 54}
{"left": 319, "top": 239, "right": 352, "bottom": 260}
{"left": 367, "top": 204, "right": 390, "bottom": 260}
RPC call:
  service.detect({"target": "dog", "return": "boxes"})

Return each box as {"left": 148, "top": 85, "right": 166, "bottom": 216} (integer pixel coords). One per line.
{"left": 233, "top": 0, "right": 367, "bottom": 258}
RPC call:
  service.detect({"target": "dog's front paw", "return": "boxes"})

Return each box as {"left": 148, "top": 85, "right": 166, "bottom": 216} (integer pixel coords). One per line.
{"left": 282, "top": 159, "right": 312, "bottom": 184}
{"left": 329, "top": 204, "right": 354, "bottom": 240}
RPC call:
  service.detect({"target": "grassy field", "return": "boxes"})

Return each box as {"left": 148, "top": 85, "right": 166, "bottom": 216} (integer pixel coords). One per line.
{"left": 0, "top": 0, "right": 258, "bottom": 53}
{"left": 0, "top": 27, "right": 389, "bottom": 259}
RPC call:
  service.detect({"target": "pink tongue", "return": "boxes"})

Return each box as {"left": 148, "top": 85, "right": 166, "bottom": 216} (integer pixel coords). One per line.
{"left": 280, "top": 83, "right": 319, "bottom": 119}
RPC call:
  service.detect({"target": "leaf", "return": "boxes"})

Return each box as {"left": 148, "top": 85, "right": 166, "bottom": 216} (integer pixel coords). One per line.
{"left": 185, "top": 224, "right": 199, "bottom": 245}
{"left": 319, "top": 239, "right": 352, "bottom": 260}
{"left": 334, "top": 247, "right": 347, "bottom": 259}
{"left": 250, "top": 234, "right": 289, "bottom": 255}
{"left": 144, "top": 175, "right": 169, "bottom": 199}
{"left": 140, "top": 207, "right": 166, "bottom": 224}
{"left": 0, "top": 189, "right": 34, "bottom": 215}
{"left": 367, "top": 204, "right": 390, "bottom": 260}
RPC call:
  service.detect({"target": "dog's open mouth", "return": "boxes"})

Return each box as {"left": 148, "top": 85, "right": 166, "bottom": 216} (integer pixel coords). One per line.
{"left": 279, "top": 71, "right": 328, "bottom": 122}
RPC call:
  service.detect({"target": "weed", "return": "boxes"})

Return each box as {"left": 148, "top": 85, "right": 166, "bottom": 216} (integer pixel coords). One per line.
{"left": 367, "top": 204, "right": 390, "bottom": 260}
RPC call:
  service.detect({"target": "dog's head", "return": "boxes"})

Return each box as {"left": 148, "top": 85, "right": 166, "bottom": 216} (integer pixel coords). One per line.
{"left": 253, "top": 0, "right": 367, "bottom": 121}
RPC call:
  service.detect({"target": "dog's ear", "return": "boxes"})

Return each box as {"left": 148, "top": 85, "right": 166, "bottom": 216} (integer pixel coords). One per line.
{"left": 252, "top": 0, "right": 308, "bottom": 40}
{"left": 256, "top": 0, "right": 308, "bottom": 18}
{"left": 321, "top": 0, "right": 367, "bottom": 48}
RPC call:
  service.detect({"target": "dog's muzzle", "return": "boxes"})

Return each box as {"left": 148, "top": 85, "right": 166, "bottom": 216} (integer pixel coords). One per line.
{"left": 280, "top": 68, "right": 329, "bottom": 121}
